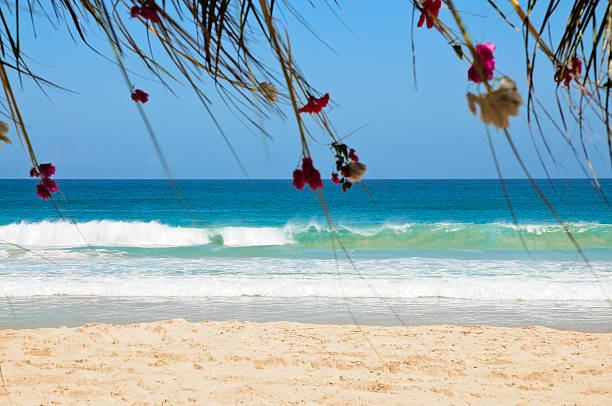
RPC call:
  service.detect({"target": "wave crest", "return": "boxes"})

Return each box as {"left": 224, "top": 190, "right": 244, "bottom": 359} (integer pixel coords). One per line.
{"left": 0, "top": 220, "right": 610, "bottom": 249}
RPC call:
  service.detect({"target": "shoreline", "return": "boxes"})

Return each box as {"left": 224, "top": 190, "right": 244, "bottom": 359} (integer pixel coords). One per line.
{"left": 1, "top": 319, "right": 610, "bottom": 404}
{"left": 2, "top": 296, "right": 611, "bottom": 333}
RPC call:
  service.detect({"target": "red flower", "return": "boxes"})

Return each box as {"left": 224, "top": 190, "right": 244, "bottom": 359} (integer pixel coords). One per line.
{"left": 341, "top": 165, "right": 351, "bottom": 178}
{"left": 42, "top": 177, "right": 58, "bottom": 193}
{"left": 468, "top": 43, "right": 496, "bottom": 83}
{"left": 293, "top": 169, "right": 305, "bottom": 190}
{"left": 298, "top": 93, "right": 330, "bottom": 114}
{"left": 349, "top": 148, "right": 359, "bottom": 162}
{"left": 38, "top": 163, "right": 56, "bottom": 178}
{"left": 417, "top": 0, "right": 441, "bottom": 29}
{"left": 293, "top": 158, "right": 323, "bottom": 191}
{"left": 130, "top": 6, "right": 140, "bottom": 18}
{"left": 36, "top": 183, "right": 52, "bottom": 200}
{"left": 554, "top": 57, "right": 582, "bottom": 87}
{"left": 29, "top": 167, "right": 40, "bottom": 177}
{"left": 307, "top": 169, "right": 323, "bottom": 191}
{"left": 331, "top": 173, "right": 341, "bottom": 184}
{"left": 139, "top": 6, "right": 159, "bottom": 23}
{"left": 130, "top": 5, "right": 159, "bottom": 23}
{"left": 342, "top": 181, "right": 352, "bottom": 193}
{"left": 131, "top": 89, "right": 149, "bottom": 104}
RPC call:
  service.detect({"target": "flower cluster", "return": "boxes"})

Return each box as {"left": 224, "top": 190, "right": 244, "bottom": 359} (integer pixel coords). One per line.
{"left": 293, "top": 158, "right": 323, "bottom": 191}
{"left": 417, "top": 0, "right": 441, "bottom": 29}
{"left": 30, "top": 163, "right": 58, "bottom": 200}
{"left": 468, "top": 43, "right": 496, "bottom": 83}
{"left": 130, "top": 5, "right": 159, "bottom": 23}
{"left": 298, "top": 93, "right": 330, "bottom": 114}
{"left": 554, "top": 57, "right": 582, "bottom": 87}
{"left": 131, "top": 89, "right": 149, "bottom": 104}
{"left": 330, "top": 143, "right": 366, "bottom": 192}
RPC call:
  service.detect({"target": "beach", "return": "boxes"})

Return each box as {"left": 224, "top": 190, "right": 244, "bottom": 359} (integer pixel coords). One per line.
{"left": 1, "top": 179, "right": 611, "bottom": 404}
{"left": 0, "top": 319, "right": 610, "bottom": 405}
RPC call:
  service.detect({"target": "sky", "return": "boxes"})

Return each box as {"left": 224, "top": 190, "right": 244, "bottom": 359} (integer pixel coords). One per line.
{"left": 0, "top": 1, "right": 610, "bottom": 179}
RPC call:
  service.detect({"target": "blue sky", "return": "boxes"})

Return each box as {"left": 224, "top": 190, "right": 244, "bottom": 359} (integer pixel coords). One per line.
{"left": 0, "top": 2, "right": 609, "bottom": 179}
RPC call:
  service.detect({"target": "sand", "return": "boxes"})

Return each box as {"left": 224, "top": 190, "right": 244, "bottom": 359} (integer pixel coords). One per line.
{"left": 0, "top": 319, "right": 610, "bottom": 405}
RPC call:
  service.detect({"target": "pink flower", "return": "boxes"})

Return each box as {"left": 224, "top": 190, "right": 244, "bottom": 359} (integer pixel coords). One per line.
{"left": 417, "top": 0, "right": 441, "bottom": 29}
{"left": 130, "top": 5, "right": 159, "bottom": 23}
{"left": 29, "top": 167, "right": 40, "bottom": 177}
{"left": 298, "top": 93, "right": 330, "bottom": 114}
{"left": 36, "top": 183, "right": 52, "bottom": 200}
{"left": 341, "top": 165, "right": 351, "bottom": 178}
{"left": 42, "top": 177, "right": 58, "bottom": 193}
{"left": 348, "top": 148, "right": 359, "bottom": 162}
{"left": 131, "top": 89, "right": 149, "bottom": 104}
{"left": 554, "top": 57, "right": 582, "bottom": 87}
{"left": 293, "top": 158, "right": 323, "bottom": 191}
{"left": 130, "top": 6, "right": 140, "bottom": 18}
{"left": 293, "top": 169, "right": 305, "bottom": 190}
{"left": 307, "top": 169, "right": 323, "bottom": 191}
{"left": 331, "top": 173, "right": 341, "bottom": 184}
{"left": 139, "top": 6, "right": 159, "bottom": 23}
{"left": 38, "top": 163, "right": 56, "bottom": 178}
{"left": 468, "top": 43, "right": 496, "bottom": 83}
{"left": 342, "top": 182, "right": 352, "bottom": 193}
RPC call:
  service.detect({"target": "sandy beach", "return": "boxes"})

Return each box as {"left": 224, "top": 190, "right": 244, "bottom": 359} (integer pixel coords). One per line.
{"left": 0, "top": 319, "right": 610, "bottom": 405}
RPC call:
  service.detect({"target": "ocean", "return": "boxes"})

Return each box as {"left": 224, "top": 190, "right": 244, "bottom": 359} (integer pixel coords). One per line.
{"left": 0, "top": 179, "right": 610, "bottom": 332}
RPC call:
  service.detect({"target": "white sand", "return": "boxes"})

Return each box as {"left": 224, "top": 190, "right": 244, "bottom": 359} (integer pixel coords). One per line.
{"left": 1, "top": 319, "right": 611, "bottom": 405}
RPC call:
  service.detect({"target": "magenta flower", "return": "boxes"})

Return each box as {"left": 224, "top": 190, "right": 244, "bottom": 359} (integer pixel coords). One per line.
{"left": 36, "top": 183, "right": 52, "bottom": 200}
{"left": 130, "top": 6, "right": 140, "bottom": 18}
{"left": 293, "top": 169, "right": 305, "bottom": 190}
{"left": 341, "top": 165, "right": 351, "bottom": 178}
{"left": 38, "top": 163, "right": 56, "bottom": 178}
{"left": 42, "top": 177, "right": 58, "bottom": 193}
{"left": 307, "top": 169, "right": 323, "bottom": 191}
{"left": 349, "top": 148, "right": 359, "bottom": 162}
{"left": 139, "top": 6, "right": 160, "bottom": 23}
{"left": 417, "top": 0, "right": 441, "bottom": 29}
{"left": 331, "top": 172, "right": 341, "bottom": 184}
{"left": 30, "top": 162, "right": 58, "bottom": 199}
{"left": 130, "top": 5, "right": 159, "bottom": 23}
{"left": 468, "top": 43, "right": 496, "bottom": 83}
{"left": 293, "top": 157, "right": 323, "bottom": 191}
{"left": 131, "top": 89, "right": 149, "bottom": 104}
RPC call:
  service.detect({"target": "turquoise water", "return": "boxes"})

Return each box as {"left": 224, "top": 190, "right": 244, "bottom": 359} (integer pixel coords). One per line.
{"left": 0, "top": 179, "right": 610, "bottom": 330}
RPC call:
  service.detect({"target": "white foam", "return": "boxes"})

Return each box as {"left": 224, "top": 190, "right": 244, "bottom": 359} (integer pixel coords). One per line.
{"left": 0, "top": 220, "right": 211, "bottom": 248}
{"left": 0, "top": 274, "right": 610, "bottom": 301}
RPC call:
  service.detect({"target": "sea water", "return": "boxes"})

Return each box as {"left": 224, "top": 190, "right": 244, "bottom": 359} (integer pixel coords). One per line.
{"left": 0, "top": 179, "right": 610, "bottom": 331}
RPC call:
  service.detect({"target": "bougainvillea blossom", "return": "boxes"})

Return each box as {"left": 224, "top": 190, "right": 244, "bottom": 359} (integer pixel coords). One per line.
{"left": 38, "top": 163, "right": 56, "bottom": 178}
{"left": 42, "top": 177, "right": 58, "bottom": 193}
{"left": 131, "top": 89, "right": 149, "bottom": 104}
{"left": 293, "top": 158, "right": 323, "bottom": 191}
{"left": 30, "top": 162, "right": 58, "bottom": 200}
{"left": 130, "top": 5, "right": 159, "bottom": 23}
{"left": 298, "top": 93, "right": 329, "bottom": 114}
{"left": 341, "top": 165, "right": 351, "bottom": 178}
{"left": 468, "top": 43, "right": 496, "bottom": 83}
{"left": 36, "top": 183, "right": 52, "bottom": 200}
{"left": 331, "top": 172, "right": 341, "bottom": 184}
{"left": 554, "top": 57, "right": 582, "bottom": 87}
{"left": 349, "top": 148, "right": 359, "bottom": 162}
{"left": 417, "top": 0, "right": 441, "bottom": 29}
